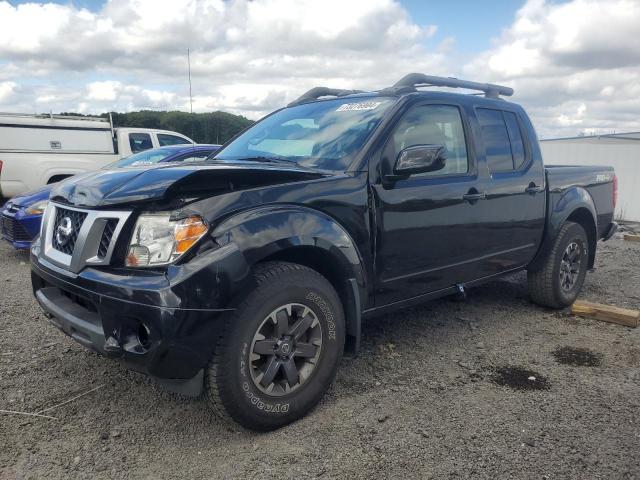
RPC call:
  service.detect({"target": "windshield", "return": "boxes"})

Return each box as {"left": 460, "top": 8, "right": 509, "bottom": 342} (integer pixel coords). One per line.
{"left": 214, "top": 96, "right": 395, "bottom": 171}
{"left": 106, "top": 148, "right": 180, "bottom": 169}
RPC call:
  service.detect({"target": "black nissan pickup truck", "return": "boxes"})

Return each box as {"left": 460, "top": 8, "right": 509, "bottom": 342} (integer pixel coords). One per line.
{"left": 31, "top": 73, "right": 618, "bottom": 430}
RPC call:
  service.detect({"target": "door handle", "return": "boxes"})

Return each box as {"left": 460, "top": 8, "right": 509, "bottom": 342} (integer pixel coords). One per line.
{"left": 462, "top": 190, "right": 486, "bottom": 203}
{"left": 525, "top": 183, "right": 544, "bottom": 194}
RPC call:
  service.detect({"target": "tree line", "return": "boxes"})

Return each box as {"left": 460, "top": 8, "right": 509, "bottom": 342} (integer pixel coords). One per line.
{"left": 59, "top": 110, "right": 254, "bottom": 144}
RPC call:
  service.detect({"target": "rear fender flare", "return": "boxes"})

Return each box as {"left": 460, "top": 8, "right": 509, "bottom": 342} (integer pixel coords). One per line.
{"left": 529, "top": 186, "right": 597, "bottom": 270}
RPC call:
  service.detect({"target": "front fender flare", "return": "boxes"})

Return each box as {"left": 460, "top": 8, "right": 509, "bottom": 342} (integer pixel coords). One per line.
{"left": 213, "top": 205, "right": 364, "bottom": 276}
{"left": 211, "top": 205, "right": 367, "bottom": 352}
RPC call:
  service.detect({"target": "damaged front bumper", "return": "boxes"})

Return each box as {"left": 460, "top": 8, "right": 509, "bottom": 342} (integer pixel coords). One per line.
{"left": 30, "top": 242, "right": 244, "bottom": 396}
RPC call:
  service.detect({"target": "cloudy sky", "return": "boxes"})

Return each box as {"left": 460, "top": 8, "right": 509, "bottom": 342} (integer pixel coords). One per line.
{"left": 1, "top": 0, "right": 639, "bottom": 138}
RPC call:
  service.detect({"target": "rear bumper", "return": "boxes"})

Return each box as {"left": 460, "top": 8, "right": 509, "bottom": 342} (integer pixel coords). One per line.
{"left": 602, "top": 221, "right": 618, "bottom": 241}
{"left": 31, "top": 253, "right": 232, "bottom": 396}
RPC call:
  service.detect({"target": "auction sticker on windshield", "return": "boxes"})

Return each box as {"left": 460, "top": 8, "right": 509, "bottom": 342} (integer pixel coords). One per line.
{"left": 336, "top": 101, "right": 382, "bottom": 112}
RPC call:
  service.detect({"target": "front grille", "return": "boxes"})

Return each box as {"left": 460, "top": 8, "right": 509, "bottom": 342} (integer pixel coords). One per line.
{"left": 97, "top": 219, "right": 119, "bottom": 258}
{"left": 1, "top": 214, "right": 32, "bottom": 242}
{"left": 52, "top": 208, "right": 87, "bottom": 255}
{"left": 42, "top": 203, "right": 131, "bottom": 273}
{"left": 1, "top": 214, "right": 14, "bottom": 241}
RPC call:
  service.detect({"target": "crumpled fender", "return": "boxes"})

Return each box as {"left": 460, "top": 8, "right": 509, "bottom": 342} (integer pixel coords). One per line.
{"left": 208, "top": 204, "right": 367, "bottom": 352}
{"left": 212, "top": 204, "right": 366, "bottom": 289}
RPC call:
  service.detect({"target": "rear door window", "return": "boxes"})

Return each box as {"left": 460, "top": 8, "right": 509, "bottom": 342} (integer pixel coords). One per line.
{"left": 129, "top": 133, "right": 153, "bottom": 153}
{"left": 477, "top": 108, "right": 528, "bottom": 172}
{"left": 158, "top": 134, "right": 190, "bottom": 146}
{"left": 503, "top": 111, "right": 526, "bottom": 169}
{"left": 476, "top": 109, "right": 512, "bottom": 172}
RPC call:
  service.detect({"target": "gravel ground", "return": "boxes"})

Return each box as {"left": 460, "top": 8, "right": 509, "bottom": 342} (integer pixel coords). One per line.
{"left": 1, "top": 233, "right": 639, "bottom": 479}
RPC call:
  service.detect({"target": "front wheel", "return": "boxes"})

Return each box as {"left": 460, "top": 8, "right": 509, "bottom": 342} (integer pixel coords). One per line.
{"left": 205, "top": 262, "right": 345, "bottom": 431}
{"left": 528, "top": 221, "right": 589, "bottom": 308}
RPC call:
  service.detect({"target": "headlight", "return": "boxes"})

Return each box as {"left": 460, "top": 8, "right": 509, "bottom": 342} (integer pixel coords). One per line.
{"left": 25, "top": 200, "right": 49, "bottom": 215}
{"left": 125, "top": 213, "right": 208, "bottom": 267}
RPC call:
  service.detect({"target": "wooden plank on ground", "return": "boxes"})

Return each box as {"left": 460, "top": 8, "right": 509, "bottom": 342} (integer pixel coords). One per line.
{"left": 571, "top": 300, "right": 639, "bottom": 328}
{"left": 624, "top": 234, "right": 640, "bottom": 243}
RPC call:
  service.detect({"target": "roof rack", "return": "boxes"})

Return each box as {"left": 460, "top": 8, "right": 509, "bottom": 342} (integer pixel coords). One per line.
{"left": 288, "top": 87, "right": 365, "bottom": 107}
{"left": 385, "top": 73, "right": 514, "bottom": 99}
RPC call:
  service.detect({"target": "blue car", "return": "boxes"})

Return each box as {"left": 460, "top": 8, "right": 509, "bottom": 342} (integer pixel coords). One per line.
{"left": 1, "top": 144, "right": 220, "bottom": 249}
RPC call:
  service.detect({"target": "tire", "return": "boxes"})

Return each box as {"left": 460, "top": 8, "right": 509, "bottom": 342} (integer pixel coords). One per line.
{"left": 205, "top": 261, "right": 345, "bottom": 431}
{"left": 528, "top": 221, "right": 589, "bottom": 308}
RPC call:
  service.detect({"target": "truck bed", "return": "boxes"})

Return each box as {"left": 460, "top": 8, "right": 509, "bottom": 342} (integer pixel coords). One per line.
{"left": 545, "top": 164, "right": 616, "bottom": 239}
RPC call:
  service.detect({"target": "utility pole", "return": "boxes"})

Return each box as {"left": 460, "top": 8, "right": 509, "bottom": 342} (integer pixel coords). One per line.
{"left": 187, "top": 48, "right": 195, "bottom": 144}
{"left": 187, "top": 48, "right": 193, "bottom": 114}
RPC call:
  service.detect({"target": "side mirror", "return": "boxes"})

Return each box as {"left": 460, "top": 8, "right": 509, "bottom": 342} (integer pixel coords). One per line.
{"left": 392, "top": 144, "right": 447, "bottom": 178}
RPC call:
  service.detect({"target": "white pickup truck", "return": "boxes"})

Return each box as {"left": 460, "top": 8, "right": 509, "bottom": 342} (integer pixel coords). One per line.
{"left": 0, "top": 113, "right": 194, "bottom": 197}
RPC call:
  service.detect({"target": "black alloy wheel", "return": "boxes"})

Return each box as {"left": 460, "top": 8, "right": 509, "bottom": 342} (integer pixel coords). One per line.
{"left": 250, "top": 303, "right": 323, "bottom": 396}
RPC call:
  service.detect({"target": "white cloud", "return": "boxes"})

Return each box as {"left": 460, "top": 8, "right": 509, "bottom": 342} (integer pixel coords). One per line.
{"left": 84, "top": 80, "right": 177, "bottom": 109}
{"left": 0, "top": 0, "right": 443, "bottom": 117}
{"left": 0, "top": 0, "right": 639, "bottom": 138}
{"left": 0, "top": 81, "right": 17, "bottom": 103}
{"left": 87, "top": 81, "right": 121, "bottom": 102}
{"left": 467, "top": 0, "right": 640, "bottom": 137}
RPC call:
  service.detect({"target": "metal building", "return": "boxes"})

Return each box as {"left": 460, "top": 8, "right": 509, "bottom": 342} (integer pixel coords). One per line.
{"left": 540, "top": 132, "right": 640, "bottom": 222}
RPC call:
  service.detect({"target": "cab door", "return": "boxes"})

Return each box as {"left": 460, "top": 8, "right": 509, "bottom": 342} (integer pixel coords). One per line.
{"left": 371, "top": 101, "right": 490, "bottom": 306}
{"left": 470, "top": 106, "right": 546, "bottom": 275}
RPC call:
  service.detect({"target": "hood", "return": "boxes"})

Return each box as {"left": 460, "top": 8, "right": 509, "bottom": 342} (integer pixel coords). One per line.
{"left": 9, "top": 184, "right": 54, "bottom": 208}
{"left": 50, "top": 161, "right": 328, "bottom": 208}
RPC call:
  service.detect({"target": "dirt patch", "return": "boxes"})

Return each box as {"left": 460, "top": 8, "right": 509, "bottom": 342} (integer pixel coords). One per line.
{"left": 491, "top": 366, "right": 551, "bottom": 391}
{"left": 2, "top": 237, "right": 640, "bottom": 479}
{"left": 553, "top": 346, "right": 602, "bottom": 367}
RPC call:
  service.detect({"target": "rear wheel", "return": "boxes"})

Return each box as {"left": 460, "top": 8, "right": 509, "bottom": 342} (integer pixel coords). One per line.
{"left": 205, "top": 261, "right": 344, "bottom": 431}
{"left": 528, "top": 221, "right": 589, "bottom": 308}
